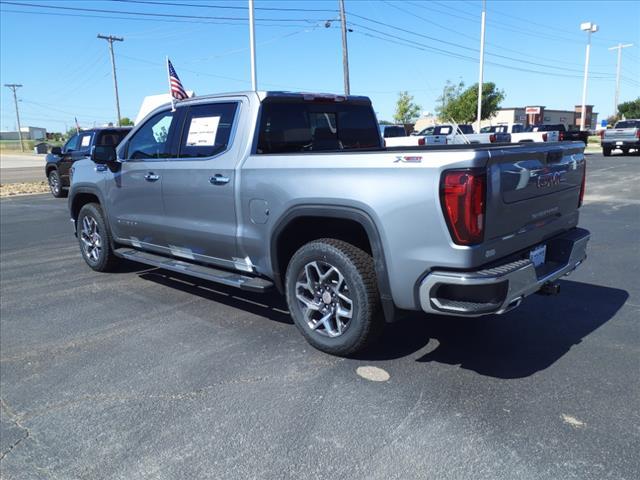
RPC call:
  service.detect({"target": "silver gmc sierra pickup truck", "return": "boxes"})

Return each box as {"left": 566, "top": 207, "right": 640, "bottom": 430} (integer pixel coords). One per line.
{"left": 69, "top": 91, "right": 590, "bottom": 355}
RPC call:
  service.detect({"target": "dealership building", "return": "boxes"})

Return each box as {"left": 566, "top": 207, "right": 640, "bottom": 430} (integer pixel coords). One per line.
{"left": 479, "top": 105, "right": 598, "bottom": 130}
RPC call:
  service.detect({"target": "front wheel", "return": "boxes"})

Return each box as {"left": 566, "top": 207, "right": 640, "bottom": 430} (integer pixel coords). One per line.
{"left": 47, "top": 170, "right": 67, "bottom": 198}
{"left": 285, "top": 239, "right": 382, "bottom": 356}
{"left": 77, "top": 203, "right": 120, "bottom": 272}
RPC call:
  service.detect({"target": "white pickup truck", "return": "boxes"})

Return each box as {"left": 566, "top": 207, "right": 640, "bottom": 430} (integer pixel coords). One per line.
{"left": 425, "top": 124, "right": 511, "bottom": 145}
{"left": 482, "top": 124, "right": 559, "bottom": 143}
{"left": 386, "top": 124, "right": 509, "bottom": 147}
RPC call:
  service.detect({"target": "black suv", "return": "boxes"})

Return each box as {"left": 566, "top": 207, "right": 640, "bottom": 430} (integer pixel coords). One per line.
{"left": 45, "top": 127, "right": 131, "bottom": 197}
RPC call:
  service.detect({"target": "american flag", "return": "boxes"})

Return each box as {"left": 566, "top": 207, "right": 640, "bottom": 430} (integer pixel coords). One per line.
{"left": 167, "top": 59, "right": 188, "bottom": 101}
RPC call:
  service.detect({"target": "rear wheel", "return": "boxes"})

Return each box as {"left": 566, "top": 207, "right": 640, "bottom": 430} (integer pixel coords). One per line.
{"left": 285, "top": 239, "right": 382, "bottom": 356}
{"left": 602, "top": 146, "right": 612, "bottom": 157}
{"left": 621, "top": 148, "right": 629, "bottom": 155}
{"left": 47, "top": 169, "right": 67, "bottom": 198}
{"left": 77, "top": 203, "right": 120, "bottom": 272}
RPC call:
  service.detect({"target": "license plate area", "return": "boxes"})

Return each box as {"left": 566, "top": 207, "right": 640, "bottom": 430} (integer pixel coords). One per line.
{"left": 616, "top": 141, "right": 623, "bottom": 146}
{"left": 529, "top": 244, "right": 547, "bottom": 268}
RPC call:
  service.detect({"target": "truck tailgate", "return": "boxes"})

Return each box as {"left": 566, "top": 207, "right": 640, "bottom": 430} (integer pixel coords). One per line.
{"left": 485, "top": 142, "right": 585, "bottom": 242}
{"left": 605, "top": 128, "right": 638, "bottom": 141}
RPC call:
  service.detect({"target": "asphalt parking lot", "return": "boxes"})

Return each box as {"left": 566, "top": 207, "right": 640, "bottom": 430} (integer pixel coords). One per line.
{"left": 1, "top": 152, "right": 638, "bottom": 480}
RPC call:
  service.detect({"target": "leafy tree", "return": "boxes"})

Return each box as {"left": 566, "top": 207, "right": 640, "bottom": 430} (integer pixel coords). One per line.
{"left": 435, "top": 79, "right": 465, "bottom": 119}
{"left": 617, "top": 98, "right": 640, "bottom": 119}
{"left": 606, "top": 114, "right": 620, "bottom": 127}
{"left": 120, "top": 117, "right": 134, "bottom": 126}
{"left": 393, "top": 91, "right": 421, "bottom": 124}
{"left": 440, "top": 82, "right": 505, "bottom": 124}
{"left": 378, "top": 119, "right": 394, "bottom": 125}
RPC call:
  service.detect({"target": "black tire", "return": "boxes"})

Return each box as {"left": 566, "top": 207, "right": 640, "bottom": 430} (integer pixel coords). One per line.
{"left": 621, "top": 148, "right": 629, "bottom": 155}
{"left": 77, "top": 203, "right": 120, "bottom": 272}
{"left": 47, "top": 169, "right": 67, "bottom": 198}
{"left": 285, "top": 238, "right": 382, "bottom": 356}
{"left": 602, "top": 146, "right": 612, "bottom": 157}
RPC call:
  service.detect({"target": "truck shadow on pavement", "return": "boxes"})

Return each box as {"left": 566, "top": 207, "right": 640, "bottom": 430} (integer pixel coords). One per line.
{"left": 364, "top": 280, "right": 629, "bottom": 379}
{"left": 138, "top": 270, "right": 293, "bottom": 325}
{"left": 136, "top": 269, "right": 627, "bottom": 379}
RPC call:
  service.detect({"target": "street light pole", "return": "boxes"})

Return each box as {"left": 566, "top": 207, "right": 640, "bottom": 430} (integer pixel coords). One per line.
{"left": 97, "top": 34, "right": 124, "bottom": 126}
{"left": 4, "top": 83, "right": 24, "bottom": 152}
{"left": 608, "top": 43, "right": 633, "bottom": 117}
{"left": 248, "top": 0, "right": 257, "bottom": 91}
{"left": 476, "top": 0, "right": 486, "bottom": 132}
{"left": 338, "top": 0, "right": 350, "bottom": 95}
{"left": 579, "top": 22, "right": 598, "bottom": 131}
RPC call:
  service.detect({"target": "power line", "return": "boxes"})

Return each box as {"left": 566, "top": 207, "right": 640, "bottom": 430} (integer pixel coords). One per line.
{"left": 110, "top": 0, "right": 337, "bottom": 13}
{"left": 0, "top": 2, "right": 329, "bottom": 22}
{"left": 348, "top": 20, "right": 615, "bottom": 79}
{"left": 0, "top": 8, "right": 318, "bottom": 28}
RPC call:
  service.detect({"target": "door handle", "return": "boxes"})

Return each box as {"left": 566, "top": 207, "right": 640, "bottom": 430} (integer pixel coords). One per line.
{"left": 210, "top": 174, "right": 230, "bottom": 185}
{"left": 144, "top": 172, "right": 160, "bottom": 182}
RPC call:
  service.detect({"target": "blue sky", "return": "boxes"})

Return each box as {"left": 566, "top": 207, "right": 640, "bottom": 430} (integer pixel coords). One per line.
{"left": 1, "top": 0, "right": 639, "bottom": 132}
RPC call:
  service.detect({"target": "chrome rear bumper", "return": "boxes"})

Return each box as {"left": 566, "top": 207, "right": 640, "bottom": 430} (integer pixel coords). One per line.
{"left": 419, "top": 228, "right": 590, "bottom": 316}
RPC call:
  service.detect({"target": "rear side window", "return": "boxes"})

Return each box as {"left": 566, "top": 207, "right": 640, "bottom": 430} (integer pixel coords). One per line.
{"left": 256, "top": 101, "right": 381, "bottom": 154}
{"left": 96, "top": 130, "right": 129, "bottom": 147}
{"left": 178, "top": 102, "right": 238, "bottom": 158}
{"left": 382, "top": 126, "right": 405, "bottom": 138}
{"left": 457, "top": 125, "right": 474, "bottom": 134}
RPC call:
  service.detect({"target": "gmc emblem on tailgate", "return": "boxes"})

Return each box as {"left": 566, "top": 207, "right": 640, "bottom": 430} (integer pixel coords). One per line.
{"left": 536, "top": 171, "right": 563, "bottom": 189}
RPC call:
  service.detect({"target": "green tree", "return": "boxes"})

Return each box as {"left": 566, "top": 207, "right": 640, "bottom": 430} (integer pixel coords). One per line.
{"left": 440, "top": 82, "right": 505, "bottom": 124}
{"left": 435, "top": 79, "right": 465, "bottom": 119}
{"left": 378, "top": 119, "right": 393, "bottom": 125}
{"left": 120, "top": 117, "right": 134, "bottom": 126}
{"left": 617, "top": 98, "right": 640, "bottom": 119}
{"left": 393, "top": 91, "right": 421, "bottom": 124}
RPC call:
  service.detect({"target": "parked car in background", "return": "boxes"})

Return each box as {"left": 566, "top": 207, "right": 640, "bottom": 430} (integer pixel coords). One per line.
{"left": 484, "top": 124, "right": 559, "bottom": 143}
{"left": 425, "top": 124, "right": 511, "bottom": 145}
{"left": 532, "top": 124, "right": 589, "bottom": 144}
{"left": 601, "top": 119, "right": 640, "bottom": 156}
{"left": 411, "top": 126, "right": 435, "bottom": 136}
{"left": 68, "top": 91, "right": 589, "bottom": 355}
{"left": 379, "top": 125, "right": 407, "bottom": 141}
{"left": 45, "top": 127, "right": 131, "bottom": 197}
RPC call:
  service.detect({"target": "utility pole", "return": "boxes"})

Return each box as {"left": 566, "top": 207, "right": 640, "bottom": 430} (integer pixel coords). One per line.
{"left": 608, "top": 43, "right": 633, "bottom": 118}
{"left": 97, "top": 34, "right": 124, "bottom": 126}
{"left": 338, "top": 0, "right": 350, "bottom": 95}
{"left": 248, "top": 0, "right": 257, "bottom": 91}
{"left": 579, "top": 22, "right": 598, "bottom": 131}
{"left": 4, "top": 84, "right": 24, "bottom": 152}
{"left": 475, "top": 0, "right": 486, "bottom": 132}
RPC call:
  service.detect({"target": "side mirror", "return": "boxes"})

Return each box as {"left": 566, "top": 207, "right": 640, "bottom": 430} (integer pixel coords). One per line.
{"left": 91, "top": 145, "right": 117, "bottom": 164}
{"left": 51, "top": 146, "right": 62, "bottom": 155}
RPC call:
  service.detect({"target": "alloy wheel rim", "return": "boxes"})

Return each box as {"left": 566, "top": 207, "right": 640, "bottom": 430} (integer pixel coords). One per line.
{"left": 80, "top": 215, "right": 102, "bottom": 263}
{"left": 295, "top": 261, "right": 353, "bottom": 337}
{"left": 49, "top": 172, "right": 59, "bottom": 194}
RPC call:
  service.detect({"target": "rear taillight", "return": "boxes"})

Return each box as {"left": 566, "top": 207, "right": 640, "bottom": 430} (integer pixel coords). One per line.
{"left": 542, "top": 133, "right": 548, "bottom": 142}
{"left": 578, "top": 160, "right": 586, "bottom": 207}
{"left": 599, "top": 130, "right": 605, "bottom": 139}
{"left": 559, "top": 131, "right": 564, "bottom": 141}
{"left": 489, "top": 134, "right": 496, "bottom": 143}
{"left": 636, "top": 130, "right": 640, "bottom": 139}
{"left": 418, "top": 137, "right": 425, "bottom": 146}
{"left": 440, "top": 169, "right": 486, "bottom": 245}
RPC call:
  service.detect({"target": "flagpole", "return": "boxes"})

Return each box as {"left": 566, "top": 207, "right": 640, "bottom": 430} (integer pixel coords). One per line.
{"left": 166, "top": 56, "right": 175, "bottom": 112}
